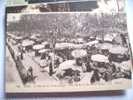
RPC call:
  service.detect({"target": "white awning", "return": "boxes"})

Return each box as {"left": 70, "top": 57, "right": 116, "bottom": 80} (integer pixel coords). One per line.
{"left": 120, "top": 60, "right": 132, "bottom": 71}
{"left": 109, "top": 45, "right": 128, "bottom": 54}
{"left": 71, "top": 49, "right": 87, "bottom": 58}
{"left": 85, "top": 40, "right": 99, "bottom": 46}
{"left": 39, "top": 49, "right": 50, "bottom": 54}
{"left": 33, "top": 44, "right": 45, "bottom": 50}
{"left": 91, "top": 54, "right": 109, "bottom": 63}
{"left": 55, "top": 43, "right": 75, "bottom": 49}
{"left": 104, "top": 34, "right": 114, "bottom": 42}
{"left": 57, "top": 60, "right": 83, "bottom": 73}
{"left": 41, "top": 41, "right": 49, "bottom": 45}
{"left": 22, "top": 39, "right": 34, "bottom": 47}
{"left": 99, "top": 43, "right": 113, "bottom": 50}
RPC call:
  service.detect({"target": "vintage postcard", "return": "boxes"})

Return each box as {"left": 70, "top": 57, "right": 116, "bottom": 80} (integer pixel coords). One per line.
{"left": 5, "top": 0, "right": 132, "bottom": 93}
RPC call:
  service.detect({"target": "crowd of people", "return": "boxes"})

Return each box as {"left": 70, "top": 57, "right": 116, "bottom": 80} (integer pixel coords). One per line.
{"left": 7, "top": 32, "right": 132, "bottom": 84}
{"left": 54, "top": 44, "right": 131, "bottom": 84}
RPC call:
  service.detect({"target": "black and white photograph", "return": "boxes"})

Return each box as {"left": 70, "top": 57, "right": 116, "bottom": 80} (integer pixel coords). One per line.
{"left": 5, "top": 0, "right": 132, "bottom": 93}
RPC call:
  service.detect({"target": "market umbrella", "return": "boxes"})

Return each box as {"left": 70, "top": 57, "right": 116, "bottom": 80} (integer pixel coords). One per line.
{"left": 104, "top": 34, "right": 114, "bottom": 42}
{"left": 22, "top": 39, "right": 35, "bottom": 47}
{"left": 71, "top": 49, "right": 87, "bottom": 58}
{"left": 119, "top": 60, "right": 132, "bottom": 71}
{"left": 73, "top": 44, "right": 84, "bottom": 49}
{"left": 30, "top": 35, "right": 38, "bottom": 40}
{"left": 76, "top": 38, "right": 85, "bottom": 43}
{"left": 91, "top": 54, "right": 109, "bottom": 63}
{"left": 99, "top": 43, "right": 113, "bottom": 50}
{"left": 55, "top": 43, "right": 75, "bottom": 49}
{"left": 39, "top": 49, "right": 50, "bottom": 54}
{"left": 15, "top": 36, "right": 23, "bottom": 40}
{"left": 57, "top": 60, "right": 83, "bottom": 73}
{"left": 33, "top": 44, "right": 45, "bottom": 56}
{"left": 85, "top": 40, "right": 99, "bottom": 46}
{"left": 41, "top": 41, "right": 49, "bottom": 45}
{"left": 109, "top": 45, "right": 128, "bottom": 54}
{"left": 33, "top": 44, "right": 45, "bottom": 50}
{"left": 30, "top": 34, "right": 41, "bottom": 42}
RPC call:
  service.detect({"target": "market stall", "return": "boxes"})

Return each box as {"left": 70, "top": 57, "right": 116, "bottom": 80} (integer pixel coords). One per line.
{"left": 109, "top": 45, "right": 129, "bottom": 62}
{"left": 71, "top": 49, "right": 87, "bottom": 66}
{"left": 56, "top": 60, "right": 83, "bottom": 82}
{"left": 22, "top": 39, "right": 35, "bottom": 51}
{"left": 33, "top": 44, "right": 45, "bottom": 56}
{"left": 39, "top": 49, "right": 50, "bottom": 59}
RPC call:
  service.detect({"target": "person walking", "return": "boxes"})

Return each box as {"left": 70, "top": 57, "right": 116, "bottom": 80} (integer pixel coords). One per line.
{"left": 49, "top": 61, "right": 53, "bottom": 76}
{"left": 27, "top": 66, "right": 33, "bottom": 80}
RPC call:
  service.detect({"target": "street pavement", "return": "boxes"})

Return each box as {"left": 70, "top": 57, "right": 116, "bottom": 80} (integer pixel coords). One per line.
{"left": 6, "top": 46, "right": 22, "bottom": 84}
{"left": 22, "top": 52, "right": 58, "bottom": 85}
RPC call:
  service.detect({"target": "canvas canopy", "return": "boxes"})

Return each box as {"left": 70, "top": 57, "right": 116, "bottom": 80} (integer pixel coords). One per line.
{"left": 109, "top": 45, "right": 128, "bottom": 54}
{"left": 57, "top": 60, "right": 83, "bottom": 74}
{"left": 33, "top": 44, "right": 45, "bottom": 50}
{"left": 38, "top": 49, "right": 50, "bottom": 54}
{"left": 22, "top": 39, "right": 34, "bottom": 47}
{"left": 71, "top": 49, "right": 87, "bottom": 58}
{"left": 91, "top": 54, "right": 109, "bottom": 63}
